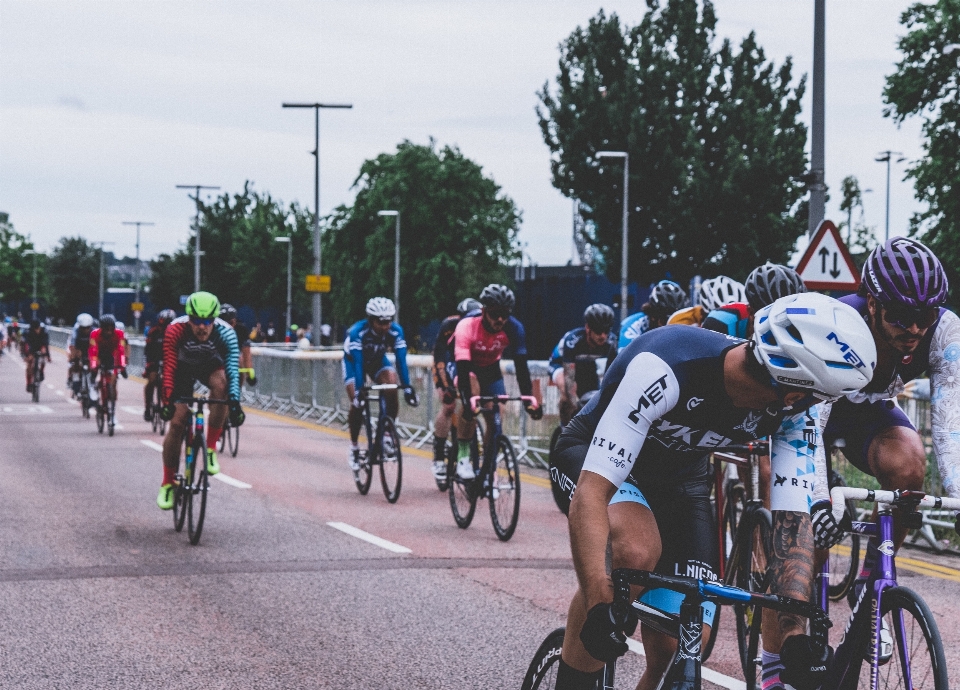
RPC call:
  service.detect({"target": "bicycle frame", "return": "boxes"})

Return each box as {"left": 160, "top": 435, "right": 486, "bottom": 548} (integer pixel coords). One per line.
{"left": 711, "top": 441, "right": 768, "bottom": 579}
{"left": 468, "top": 394, "right": 537, "bottom": 485}
{"left": 359, "top": 384, "right": 397, "bottom": 463}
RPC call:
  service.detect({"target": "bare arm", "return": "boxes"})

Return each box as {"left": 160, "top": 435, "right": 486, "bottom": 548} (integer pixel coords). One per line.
{"left": 768, "top": 510, "right": 814, "bottom": 639}
{"left": 568, "top": 471, "right": 618, "bottom": 608}
{"left": 562, "top": 362, "right": 578, "bottom": 401}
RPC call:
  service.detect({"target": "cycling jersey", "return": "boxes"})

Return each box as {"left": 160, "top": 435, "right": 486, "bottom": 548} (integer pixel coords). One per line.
{"left": 231, "top": 321, "right": 251, "bottom": 349}
{"left": 453, "top": 313, "right": 532, "bottom": 400}
{"left": 22, "top": 328, "right": 49, "bottom": 355}
{"left": 342, "top": 320, "right": 411, "bottom": 388}
{"left": 162, "top": 316, "right": 240, "bottom": 403}
{"left": 67, "top": 325, "right": 93, "bottom": 354}
{"left": 432, "top": 315, "right": 460, "bottom": 389}
{"left": 88, "top": 328, "right": 126, "bottom": 371}
{"left": 144, "top": 325, "right": 166, "bottom": 364}
{"left": 702, "top": 303, "right": 752, "bottom": 339}
{"left": 547, "top": 327, "right": 616, "bottom": 393}
{"left": 666, "top": 305, "right": 708, "bottom": 327}
{"left": 618, "top": 312, "right": 651, "bottom": 351}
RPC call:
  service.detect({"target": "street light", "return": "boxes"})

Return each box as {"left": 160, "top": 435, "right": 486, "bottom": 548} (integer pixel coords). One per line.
{"left": 283, "top": 101, "right": 353, "bottom": 344}
{"left": 378, "top": 210, "right": 400, "bottom": 323}
{"left": 122, "top": 220, "right": 154, "bottom": 331}
{"left": 92, "top": 241, "right": 116, "bottom": 317}
{"left": 596, "top": 151, "right": 630, "bottom": 322}
{"left": 875, "top": 151, "right": 906, "bottom": 242}
{"left": 23, "top": 249, "right": 38, "bottom": 319}
{"left": 176, "top": 184, "right": 220, "bottom": 292}
{"left": 274, "top": 236, "right": 293, "bottom": 339}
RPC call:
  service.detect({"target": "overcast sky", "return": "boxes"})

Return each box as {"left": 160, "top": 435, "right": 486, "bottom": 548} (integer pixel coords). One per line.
{"left": 0, "top": 1, "right": 925, "bottom": 269}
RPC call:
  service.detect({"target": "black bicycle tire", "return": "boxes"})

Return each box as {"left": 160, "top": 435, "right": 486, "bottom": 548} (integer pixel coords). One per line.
{"left": 548, "top": 425, "right": 567, "bottom": 513}
{"left": 107, "top": 400, "right": 115, "bottom": 437}
{"left": 827, "top": 471, "right": 861, "bottom": 602}
{"left": 218, "top": 420, "right": 228, "bottom": 452}
{"left": 353, "top": 441, "right": 373, "bottom": 496}
{"left": 434, "top": 436, "right": 450, "bottom": 492}
{"left": 724, "top": 479, "right": 745, "bottom": 561}
{"left": 489, "top": 435, "right": 521, "bottom": 541}
{"left": 378, "top": 415, "right": 403, "bottom": 503}
{"left": 32, "top": 376, "right": 39, "bottom": 403}
{"left": 173, "top": 433, "right": 190, "bottom": 532}
{"left": 96, "top": 404, "right": 105, "bottom": 434}
{"left": 188, "top": 435, "right": 208, "bottom": 545}
{"left": 228, "top": 422, "right": 239, "bottom": 457}
{"left": 731, "top": 507, "right": 772, "bottom": 689}
{"left": 521, "top": 628, "right": 567, "bottom": 690}
{"left": 447, "top": 429, "right": 478, "bottom": 529}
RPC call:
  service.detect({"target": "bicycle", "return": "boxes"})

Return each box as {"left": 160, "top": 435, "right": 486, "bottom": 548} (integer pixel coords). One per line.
{"left": 521, "top": 567, "right": 830, "bottom": 690}
{"left": 824, "top": 466, "right": 860, "bottom": 602}
{"left": 351, "top": 384, "right": 403, "bottom": 503}
{"left": 150, "top": 365, "right": 166, "bottom": 435}
{"left": 218, "top": 414, "right": 239, "bottom": 457}
{"left": 171, "top": 397, "right": 228, "bottom": 545}
{"left": 95, "top": 367, "right": 120, "bottom": 436}
{"left": 446, "top": 394, "right": 534, "bottom": 541}
{"left": 29, "top": 354, "right": 44, "bottom": 403}
{"left": 75, "top": 363, "right": 93, "bottom": 419}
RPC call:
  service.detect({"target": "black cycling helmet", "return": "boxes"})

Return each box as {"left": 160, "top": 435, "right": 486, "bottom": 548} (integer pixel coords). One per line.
{"left": 219, "top": 304, "right": 238, "bottom": 321}
{"left": 29, "top": 318, "right": 41, "bottom": 330}
{"left": 745, "top": 262, "right": 807, "bottom": 311}
{"left": 584, "top": 303, "right": 615, "bottom": 333}
{"left": 648, "top": 280, "right": 689, "bottom": 314}
{"left": 456, "top": 298, "right": 483, "bottom": 317}
{"left": 479, "top": 284, "right": 515, "bottom": 310}
{"left": 99, "top": 314, "right": 116, "bottom": 332}
{"left": 157, "top": 309, "right": 177, "bottom": 325}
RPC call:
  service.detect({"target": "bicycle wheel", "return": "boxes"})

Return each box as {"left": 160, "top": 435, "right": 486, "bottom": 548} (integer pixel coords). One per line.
{"left": 353, "top": 445, "right": 373, "bottom": 496}
{"left": 378, "top": 415, "right": 403, "bottom": 503}
{"left": 521, "top": 628, "right": 567, "bottom": 690}
{"left": 174, "top": 434, "right": 191, "bottom": 532}
{"left": 489, "top": 435, "right": 521, "bottom": 541}
{"left": 850, "top": 587, "right": 948, "bottom": 690}
{"left": 96, "top": 405, "right": 105, "bottom": 434}
{"left": 828, "top": 471, "right": 861, "bottom": 602}
{"left": 107, "top": 401, "right": 115, "bottom": 437}
{"left": 218, "top": 420, "right": 228, "bottom": 452}
{"left": 32, "top": 376, "right": 39, "bottom": 403}
{"left": 447, "top": 430, "right": 478, "bottom": 529}
{"left": 187, "top": 436, "right": 208, "bottom": 545}
{"left": 548, "top": 425, "right": 567, "bottom": 513}
{"left": 227, "top": 422, "right": 239, "bottom": 457}
{"left": 724, "top": 478, "right": 745, "bottom": 560}
{"left": 730, "top": 507, "right": 772, "bottom": 689}
{"left": 434, "top": 435, "right": 451, "bottom": 492}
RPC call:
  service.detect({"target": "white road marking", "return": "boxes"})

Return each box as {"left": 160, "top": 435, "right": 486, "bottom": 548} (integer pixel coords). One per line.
{"left": 122, "top": 406, "right": 144, "bottom": 416}
{"left": 214, "top": 474, "right": 252, "bottom": 489}
{"left": 140, "top": 439, "right": 164, "bottom": 452}
{"left": 326, "top": 522, "right": 412, "bottom": 554}
{"left": 0, "top": 405, "right": 53, "bottom": 414}
{"left": 625, "top": 639, "right": 744, "bottom": 690}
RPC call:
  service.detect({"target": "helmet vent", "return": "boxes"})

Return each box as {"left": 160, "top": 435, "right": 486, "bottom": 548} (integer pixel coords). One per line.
{"left": 785, "top": 324, "right": 803, "bottom": 343}
{"left": 767, "top": 355, "right": 798, "bottom": 369}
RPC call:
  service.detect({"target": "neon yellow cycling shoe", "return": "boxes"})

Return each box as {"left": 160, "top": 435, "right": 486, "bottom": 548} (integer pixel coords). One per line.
{"left": 206, "top": 449, "right": 220, "bottom": 476}
{"left": 157, "top": 484, "right": 175, "bottom": 510}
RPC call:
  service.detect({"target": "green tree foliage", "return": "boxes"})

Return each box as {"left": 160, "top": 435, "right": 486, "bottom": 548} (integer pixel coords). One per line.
{"left": 883, "top": 0, "right": 960, "bottom": 305}
{"left": 537, "top": 1, "right": 808, "bottom": 285}
{"left": 150, "top": 183, "right": 314, "bottom": 318}
{"left": 48, "top": 237, "right": 102, "bottom": 320}
{"left": 321, "top": 139, "right": 520, "bottom": 337}
{"left": 838, "top": 175, "right": 877, "bottom": 257}
{"left": 0, "top": 215, "right": 39, "bottom": 307}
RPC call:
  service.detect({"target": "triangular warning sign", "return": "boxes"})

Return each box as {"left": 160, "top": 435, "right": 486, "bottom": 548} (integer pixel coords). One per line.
{"left": 795, "top": 220, "right": 860, "bottom": 291}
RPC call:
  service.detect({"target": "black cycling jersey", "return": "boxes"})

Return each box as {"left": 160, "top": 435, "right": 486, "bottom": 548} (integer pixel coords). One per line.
{"left": 23, "top": 328, "right": 49, "bottom": 355}
{"left": 233, "top": 321, "right": 251, "bottom": 349}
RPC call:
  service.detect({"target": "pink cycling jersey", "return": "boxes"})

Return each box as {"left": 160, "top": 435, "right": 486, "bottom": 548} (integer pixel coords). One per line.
{"left": 454, "top": 315, "right": 513, "bottom": 368}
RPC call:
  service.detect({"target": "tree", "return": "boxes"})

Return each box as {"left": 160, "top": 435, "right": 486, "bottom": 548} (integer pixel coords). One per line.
{"left": 537, "top": 1, "right": 808, "bottom": 285}
{"left": 883, "top": 0, "right": 960, "bottom": 306}
{"left": 0, "top": 215, "right": 40, "bottom": 309}
{"left": 48, "top": 237, "right": 102, "bottom": 321}
{"left": 321, "top": 139, "right": 521, "bottom": 338}
{"left": 838, "top": 175, "right": 877, "bottom": 257}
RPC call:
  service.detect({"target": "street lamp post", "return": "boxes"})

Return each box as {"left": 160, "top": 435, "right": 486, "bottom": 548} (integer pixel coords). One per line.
{"left": 274, "top": 236, "right": 293, "bottom": 339}
{"left": 122, "top": 220, "right": 154, "bottom": 332}
{"left": 93, "top": 241, "right": 116, "bottom": 317}
{"left": 378, "top": 210, "right": 400, "bottom": 323}
{"left": 176, "top": 185, "right": 220, "bottom": 292}
{"left": 23, "top": 250, "right": 38, "bottom": 319}
{"left": 282, "top": 101, "right": 353, "bottom": 345}
{"left": 596, "top": 151, "right": 630, "bottom": 322}
{"left": 875, "top": 151, "right": 905, "bottom": 243}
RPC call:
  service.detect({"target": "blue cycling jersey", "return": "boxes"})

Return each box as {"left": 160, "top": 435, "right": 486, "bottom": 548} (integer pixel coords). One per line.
{"left": 618, "top": 312, "right": 651, "bottom": 351}
{"left": 343, "top": 320, "right": 410, "bottom": 388}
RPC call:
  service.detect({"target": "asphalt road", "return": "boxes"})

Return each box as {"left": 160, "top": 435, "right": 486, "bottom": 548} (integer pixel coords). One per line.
{"left": 1, "top": 349, "right": 959, "bottom": 689}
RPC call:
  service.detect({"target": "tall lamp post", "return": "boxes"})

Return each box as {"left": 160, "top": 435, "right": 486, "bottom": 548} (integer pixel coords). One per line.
{"left": 274, "top": 236, "right": 293, "bottom": 339}
{"left": 876, "top": 151, "right": 905, "bottom": 243}
{"left": 596, "top": 151, "right": 630, "bottom": 322}
{"left": 282, "top": 101, "right": 353, "bottom": 345}
{"left": 176, "top": 184, "right": 220, "bottom": 292}
{"left": 377, "top": 210, "right": 400, "bottom": 323}
{"left": 122, "top": 220, "right": 154, "bottom": 332}
{"left": 23, "top": 250, "right": 38, "bottom": 319}
{"left": 93, "top": 241, "right": 116, "bottom": 317}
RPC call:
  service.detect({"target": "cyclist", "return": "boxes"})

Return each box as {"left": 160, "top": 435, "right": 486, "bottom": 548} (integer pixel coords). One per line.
{"left": 452, "top": 284, "right": 542, "bottom": 480}
{"left": 23, "top": 319, "right": 51, "bottom": 394}
{"left": 67, "top": 313, "right": 96, "bottom": 396}
{"left": 549, "top": 293, "right": 876, "bottom": 690}
{"left": 549, "top": 304, "right": 617, "bottom": 426}
{"left": 430, "top": 297, "right": 483, "bottom": 482}
{"left": 89, "top": 314, "right": 127, "bottom": 408}
{"left": 142, "top": 309, "right": 176, "bottom": 421}
{"left": 617, "top": 280, "right": 689, "bottom": 351}
{"left": 156, "top": 292, "right": 244, "bottom": 510}
{"left": 343, "top": 297, "right": 419, "bottom": 471}
{"left": 668, "top": 275, "right": 746, "bottom": 327}
{"left": 701, "top": 263, "right": 807, "bottom": 340}
{"left": 219, "top": 304, "right": 256, "bottom": 387}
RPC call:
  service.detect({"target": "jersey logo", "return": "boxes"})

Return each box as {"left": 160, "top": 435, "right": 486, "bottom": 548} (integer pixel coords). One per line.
{"left": 774, "top": 474, "right": 787, "bottom": 486}
{"left": 827, "top": 331, "right": 868, "bottom": 369}
{"left": 686, "top": 397, "right": 703, "bottom": 410}
{"left": 626, "top": 375, "right": 669, "bottom": 423}
{"left": 735, "top": 410, "right": 764, "bottom": 435}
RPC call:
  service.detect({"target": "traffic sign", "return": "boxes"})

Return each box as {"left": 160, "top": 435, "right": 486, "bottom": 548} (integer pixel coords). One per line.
{"left": 795, "top": 220, "right": 860, "bottom": 291}
{"left": 305, "top": 274, "right": 331, "bottom": 293}
{"left": 131, "top": 302, "right": 145, "bottom": 312}
{"left": 29, "top": 302, "right": 39, "bottom": 311}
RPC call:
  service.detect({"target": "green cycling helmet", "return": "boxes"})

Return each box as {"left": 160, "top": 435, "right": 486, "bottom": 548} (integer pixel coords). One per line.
{"left": 185, "top": 291, "right": 221, "bottom": 319}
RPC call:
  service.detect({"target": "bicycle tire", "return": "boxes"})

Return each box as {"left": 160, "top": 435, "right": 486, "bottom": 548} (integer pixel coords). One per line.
{"left": 447, "top": 429, "right": 478, "bottom": 529}
{"left": 434, "top": 435, "right": 450, "bottom": 492}
{"left": 827, "top": 471, "right": 860, "bottom": 602}
{"left": 32, "top": 380, "right": 39, "bottom": 403}
{"left": 378, "top": 415, "right": 402, "bottom": 503}
{"left": 489, "top": 435, "right": 521, "bottom": 541}
{"left": 96, "top": 405, "right": 105, "bottom": 434}
{"left": 548, "top": 425, "right": 567, "bottom": 513}
{"left": 107, "top": 401, "right": 115, "bottom": 437}
{"left": 724, "top": 478, "right": 745, "bottom": 560}
{"left": 227, "top": 422, "right": 239, "bottom": 457}
{"left": 729, "top": 507, "right": 772, "bottom": 689}
{"left": 187, "top": 436, "right": 208, "bottom": 545}
{"left": 218, "top": 420, "right": 227, "bottom": 452}
{"left": 173, "top": 434, "right": 191, "bottom": 532}
{"left": 521, "top": 628, "right": 567, "bottom": 690}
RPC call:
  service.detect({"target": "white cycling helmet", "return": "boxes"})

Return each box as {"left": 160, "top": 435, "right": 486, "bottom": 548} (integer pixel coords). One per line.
{"left": 365, "top": 297, "right": 396, "bottom": 320}
{"left": 115, "top": 321, "right": 125, "bottom": 333}
{"left": 752, "top": 292, "right": 876, "bottom": 400}
{"left": 76, "top": 313, "right": 94, "bottom": 328}
{"left": 698, "top": 276, "right": 746, "bottom": 312}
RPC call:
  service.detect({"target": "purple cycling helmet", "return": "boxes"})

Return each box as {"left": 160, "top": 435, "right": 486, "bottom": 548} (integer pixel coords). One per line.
{"left": 862, "top": 237, "right": 948, "bottom": 307}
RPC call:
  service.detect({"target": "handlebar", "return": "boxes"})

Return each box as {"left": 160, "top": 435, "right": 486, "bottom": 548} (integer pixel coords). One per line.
{"left": 174, "top": 397, "right": 231, "bottom": 406}
{"left": 469, "top": 395, "right": 539, "bottom": 414}
{"left": 829, "top": 486, "right": 960, "bottom": 522}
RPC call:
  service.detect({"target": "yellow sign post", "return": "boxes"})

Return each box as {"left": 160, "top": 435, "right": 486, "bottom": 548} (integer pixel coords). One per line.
{"left": 305, "top": 275, "right": 331, "bottom": 293}
{"left": 29, "top": 302, "right": 40, "bottom": 311}
{"left": 131, "top": 302, "right": 145, "bottom": 312}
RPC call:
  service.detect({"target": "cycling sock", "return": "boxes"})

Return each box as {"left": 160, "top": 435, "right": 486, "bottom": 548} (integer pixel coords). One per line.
{"left": 432, "top": 436, "right": 446, "bottom": 462}
{"left": 760, "top": 650, "right": 784, "bottom": 690}
{"left": 162, "top": 466, "right": 176, "bottom": 486}
{"left": 555, "top": 659, "right": 603, "bottom": 690}
{"left": 207, "top": 428, "right": 222, "bottom": 448}
{"left": 457, "top": 441, "right": 471, "bottom": 462}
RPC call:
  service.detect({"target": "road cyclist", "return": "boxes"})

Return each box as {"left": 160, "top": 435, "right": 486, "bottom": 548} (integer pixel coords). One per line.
{"left": 22, "top": 318, "right": 51, "bottom": 399}
{"left": 618, "top": 280, "right": 689, "bottom": 352}
{"left": 219, "top": 303, "right": 256, "bottom": 387}
{"left": 156, "top": 292, "right": 244, "bottom": 511}
{"left": 67, "top": 312, "right": 95, "bottom": 399}
{"left": 668, "top": 275, "right": 746, "bottom": 327}
{"left": 88, "top": 314, "right": 127, "bottom": 436}
{"left": 142, "top": 309, "right": 175, "bottom": 422}
{"left": 547, "top": 293, "right": 876, "bottom": 690}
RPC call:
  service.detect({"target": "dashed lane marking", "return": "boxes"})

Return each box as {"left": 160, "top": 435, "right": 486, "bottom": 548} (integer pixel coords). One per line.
{"left": 0, "top": 405, "right": 53, "bottom": 414}
{"left": 140, "top": 439, "right": 164, "bottom": 452}
{"left": 625, "top": 638, "right": 745, "bottom": 690}
{"left": 139, "top": 439, "right": 251, "bottom": 489}
{"left": 327, "top": 522, "right": 412, "bottom": 554}
{"left": 122, "top": 406, "right": 145, "bottom": 416}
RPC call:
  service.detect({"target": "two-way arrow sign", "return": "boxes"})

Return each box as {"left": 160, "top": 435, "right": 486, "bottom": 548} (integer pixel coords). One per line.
{"left": 818, "top": 246, "right": 841, "bottom": 278}
{"left": 795, "top": 220, "right": 860, "bottom": 290}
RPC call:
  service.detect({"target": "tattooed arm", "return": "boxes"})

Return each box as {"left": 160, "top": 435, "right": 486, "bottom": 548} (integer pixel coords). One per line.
{"left": 765, "top": 510, "right": 815, "bottom": 645}
{"left": 929, "top": 310, "right": 960, "bottom": 498}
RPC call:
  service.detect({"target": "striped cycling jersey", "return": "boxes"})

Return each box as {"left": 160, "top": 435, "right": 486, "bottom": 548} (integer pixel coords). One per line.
{"left": 162, "top": 316, "right": 240, "bottom": 402}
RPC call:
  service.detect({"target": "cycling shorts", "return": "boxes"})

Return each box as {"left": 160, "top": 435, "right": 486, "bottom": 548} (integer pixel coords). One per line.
{"left": 823, "top": 397, "right": 916, "bottom": 475}
{"left": 172, "top": 351, "right": 225, "bottom": 402}
{"left": 144, "top": 361, "right": 160, "bottom": 375}
{"left": 550, "top": 436, "right": 718, "bottom": 626}
{"left": 455, "top": 363, "right": 507, "bottom": 398}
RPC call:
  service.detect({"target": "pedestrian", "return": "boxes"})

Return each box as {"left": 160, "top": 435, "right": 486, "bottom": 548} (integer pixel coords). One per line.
{"left": 266, "top": 321, "right": 277, "bottom": 343}
{"left": 320, "top": 323, "right": 332, "bottom": 346}
{"left": 297, "top": 328, "right": 310, "bottom": 349}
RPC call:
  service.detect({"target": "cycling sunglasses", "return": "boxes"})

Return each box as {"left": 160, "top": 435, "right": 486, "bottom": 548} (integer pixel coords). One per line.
{"left": 880, "top": 302, "right": 939, "bottom": 330}
{"left": 189, "top": 316, "right": 215, "bottom": 326}
{"left": 485, "top": 308, "right": 511, "bottom": 320}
